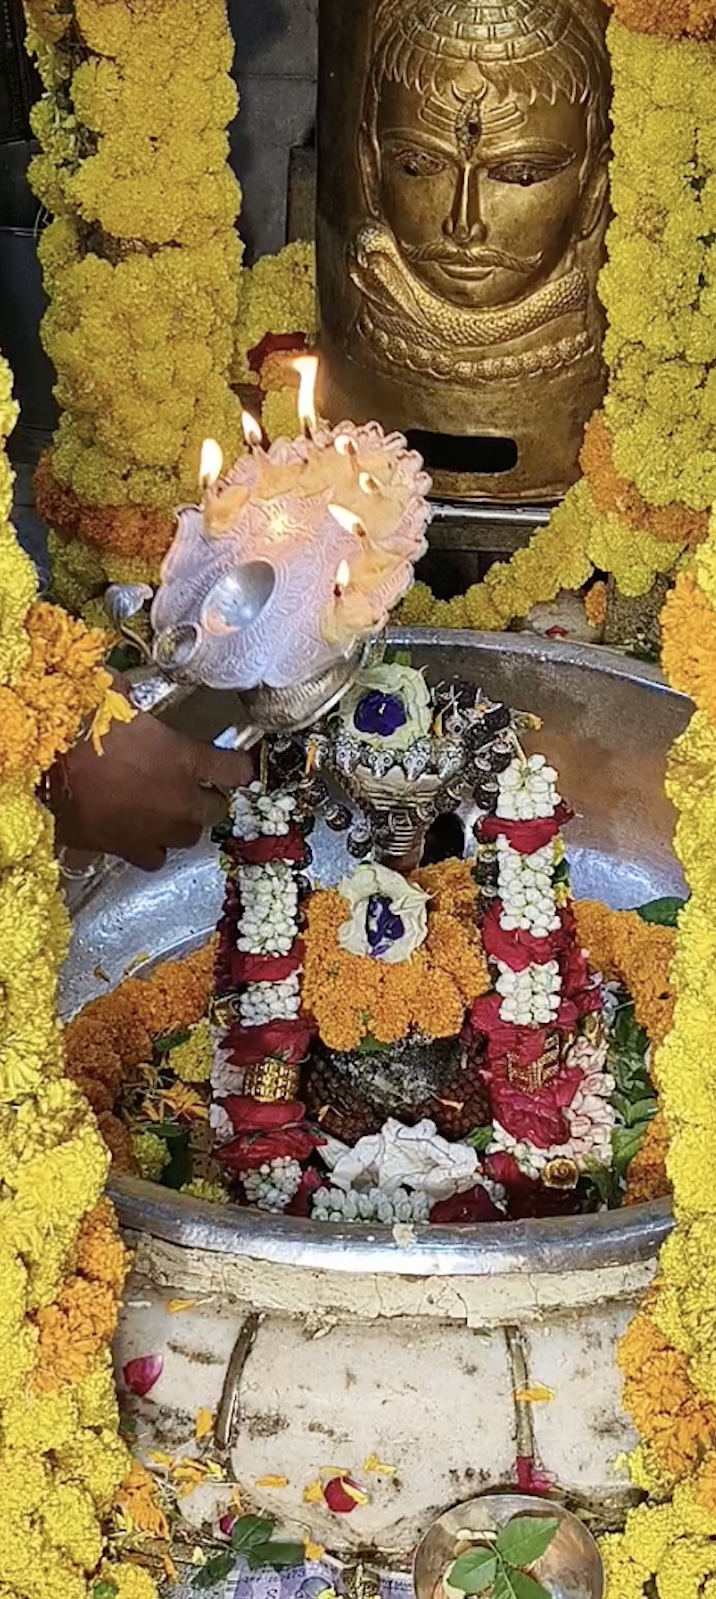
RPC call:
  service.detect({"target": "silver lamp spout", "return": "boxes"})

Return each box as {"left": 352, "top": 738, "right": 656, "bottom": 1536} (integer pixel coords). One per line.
{"left": 105, "top": 583, "right": 366, "bottom": 748}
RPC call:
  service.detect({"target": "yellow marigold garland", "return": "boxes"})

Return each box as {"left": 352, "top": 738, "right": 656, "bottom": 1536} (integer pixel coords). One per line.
{"left": 233, "top": 240, "right": 317, "bottom": 387}
{"left": 25, "top": 0, "right": 243, "bottom": 604}
{"left": 0, "top": 349, "right": 156, "bottom": 1596}
{"left": 601, "top": 525, "right": 716, "bottom": 1586}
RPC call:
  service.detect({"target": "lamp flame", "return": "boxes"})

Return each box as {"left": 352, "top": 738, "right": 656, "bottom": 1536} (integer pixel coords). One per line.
{"left": 328, "top": 504, "right": 366, "bottom": 539}
{"left": 334, "top": 559, "right": 351, "bottom": 596}
{"left": 199, "top": 438, "right": 223, "bottom": 490}
{"left": 293, "top": 354, "right": 319, "bottom": 436}
{"left": 241, "top": 410, "right": 263, "bottom": 449}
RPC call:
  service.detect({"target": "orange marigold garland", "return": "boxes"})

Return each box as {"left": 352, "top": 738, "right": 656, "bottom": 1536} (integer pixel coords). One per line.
{"left": 302, "top": 859, "right": 490, "bottom": 1053}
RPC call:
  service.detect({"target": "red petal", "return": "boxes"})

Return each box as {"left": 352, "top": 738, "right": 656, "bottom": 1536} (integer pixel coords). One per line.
{"left": 122, "top": 1354, "right": 164, "bottom": 1397}
{"left": 323, "top": 1476, "right": 367, "bottom": 1513}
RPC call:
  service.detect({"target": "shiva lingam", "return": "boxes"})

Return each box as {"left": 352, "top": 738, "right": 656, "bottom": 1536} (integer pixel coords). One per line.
{"left": 316, "top": 0, "right": 611, "bottom": 501}
{"left": 106, "top": 358, "right": 431, "bottom": 744}
{"left": 300, "top": 668, "right": 539, "bottom": 872}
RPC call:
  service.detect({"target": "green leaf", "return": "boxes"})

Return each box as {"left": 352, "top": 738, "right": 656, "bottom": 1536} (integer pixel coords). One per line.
{"left": 612, "top": 1125, "right": 647, "bottom": 1174}
{"left": 583, "top": 1158, "right": 619, "bottom": 1209}
{"left": 509, "top": 1574, "right": 551, "bottom": 1599}
{"left": 491, "top": 1569, "right": 516, "bottom": 1599}
{"left": 155, "top": 1027, "right": 192, "bottom": 1055}
{"left": 357, "top": 1033, "right": 387, "bottom": 1055}
{"left": 637, "top": 897, "right": 686, "bottom": 928}
{"left": 447, "top": 1549, "right": 498, "bottom": 1594}
{"left": 231, "top": 1516, "right": 276, "bottom": 1553}
{"left": 467, "top": 1125, "right": 494, "bottom": 1153}
{"left": 192, "top": 1552, "right": 236, "bottom": 1589}
{"left": 246, "top": 1542, "right": 305, "bottom": 1571}
{"left": 496, "top": 1516, "right": 559, "bottom": 1570}
{"left": 93, "top": 1584, "right": 119, "bottom": 1599}
{"left": 383, "top": 647, "right": 412, "bottom": 666}
{"left": 624, "top": 1096, "right": 658, "bottom": 1128}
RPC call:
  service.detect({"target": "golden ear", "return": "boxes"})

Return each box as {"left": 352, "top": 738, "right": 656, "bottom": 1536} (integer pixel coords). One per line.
{"left": 576, "top": 142, "right": 610, "bottom": 241}
{"left": 358, "top": 123, "right": 382, "bottom": 217}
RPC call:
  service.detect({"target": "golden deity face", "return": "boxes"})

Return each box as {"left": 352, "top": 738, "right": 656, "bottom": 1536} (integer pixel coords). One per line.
{"left": 317, "top": 0, "right": 612, "bottom": 501}
{"left": 375, "top": 60, "right": 590, "bottom": 310}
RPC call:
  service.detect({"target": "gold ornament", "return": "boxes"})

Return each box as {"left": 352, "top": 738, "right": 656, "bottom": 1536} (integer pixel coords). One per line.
{"left": 317, "top": 0, "right": 611, "bottom": 500}
{"left": 243, "top": 1059, "right": 302, "bottom": 1103}
{"left": 505, "top": 1032, "right": 561, "bottom": 1092}
{"left": 542, "top": 1156, "right": 580, "bottom": 1191}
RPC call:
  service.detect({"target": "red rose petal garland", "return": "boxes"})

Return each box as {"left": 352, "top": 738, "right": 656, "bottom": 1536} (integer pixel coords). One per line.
{"left": 471, "top": 751, "right": 615, "bottom": 1202}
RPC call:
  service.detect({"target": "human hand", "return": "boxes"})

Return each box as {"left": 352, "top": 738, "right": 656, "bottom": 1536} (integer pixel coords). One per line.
{"left": 48, "top": 695, "right": 254, "bottom": 871}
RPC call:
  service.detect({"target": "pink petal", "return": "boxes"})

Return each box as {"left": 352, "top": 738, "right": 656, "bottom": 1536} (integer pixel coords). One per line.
{"left": 123, "top": 1353, "right": 164, "bottom": 1397}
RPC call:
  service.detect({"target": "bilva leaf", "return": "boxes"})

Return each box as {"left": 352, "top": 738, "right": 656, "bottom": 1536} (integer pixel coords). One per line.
{"left": 509, "top": 1574, "right": 552, "bottom": 1599}
{"left": 636, "top": 897, "right": 686, "bottom": 928}
{"left": 447, "top": 1549, "right": 498, "bottom": 1595}
{"left": 467, "top": 1126, "right": 494, "bottom": 1152}
{"left": 192, "top": 1553, "right": 236, "bottom": 1590}
{"left": 246, "top": 1542, "right": 305, "bottom": 1571}
{"left": 231, "top": 1515, "right": 275, "bottom": 1552}
{"left": 496, "top": 1516, "right": 559, "bottom": 1570}
{"left": 155, "top": 1027, "right": 192, "bottom": 1055}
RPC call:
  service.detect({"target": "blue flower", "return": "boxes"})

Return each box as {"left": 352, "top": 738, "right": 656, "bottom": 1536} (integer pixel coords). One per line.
{"left": 353, "top": 690, "right": 408, "bottom": 739}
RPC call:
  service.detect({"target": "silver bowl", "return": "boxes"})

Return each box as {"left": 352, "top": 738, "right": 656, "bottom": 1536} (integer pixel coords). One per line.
{"left": 413, "top": 1494, "right": 603, "bottom": 1599}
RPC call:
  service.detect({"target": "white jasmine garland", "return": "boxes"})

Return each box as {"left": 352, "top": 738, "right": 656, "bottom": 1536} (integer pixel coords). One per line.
{"left": 237, "top": 860, "right": 299, "bottom": 957}
{"left": 312, "top": 1185, "right": 431, "bottom": 1225}
{"left": 488, "top": 1122, "right": 547, "bottom": 1181}
{"left": 242, "top": 1158, "right": 303, "bottom": 1212}
{"left": 496, "top": 960, "right": 562, "bottom": 1025}
{"left": 231, "top": 783, "right": 297, "bottom": 840}
{"left": 209, "top": 1101, "right": 235, "bottom": 1145}
{"left": 496, "top": 753, "right": 561, "bottom": 823}
{"left": 239, "top": 972, "right": 301, "bottom": 1026}
{"left": 496, "top": 837, "right": 560, "bottom": 937}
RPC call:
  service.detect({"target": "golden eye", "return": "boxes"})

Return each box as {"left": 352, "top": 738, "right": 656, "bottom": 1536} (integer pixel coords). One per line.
{"left": 387, "top": 146, "right": 447, "bottom": 179}
{"left": 487, "top": 155, "right": 572, "bottom": 187}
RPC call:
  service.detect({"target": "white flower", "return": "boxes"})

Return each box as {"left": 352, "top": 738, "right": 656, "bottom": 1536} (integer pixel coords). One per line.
{"left": 496, "top": 960, "right": 561, "bottom": 1025}
{"left": 210, "top": 1026, "right": 245, "bottom": 1097}
{"left": 312, "top": 1185, "right": 430, "bottom": 1225}
{"left": 327, "top": 1118, "right": 478, "bottom": 1201}
{"left": 340, "top": 664, "right": 432, "bottom": 752}
{"left": 237, "top": 860, "right": 299, "bottom": 956}
{"left": 210, "top": 1101, "right": 235, "bottom": 1145}
{"left": 496, "top": 837, "right": 560, "bottom": 937}
{"left": 496, "top": 754, "right": 560, "bottom": 823}
{"left": 242, "top": 1158, "right": 303, "bottom": 1211}
{"left": 337, "top": 862, "right": 429, "bottom": 964}
{"left": 239, "top": 972, "right": 301, "bottom": 1026}
{"left": 231, "top": 784, "right": 296, "bottom": 839}
{"left": 489, "top": 1122, "right": 547, "bottom": 1180}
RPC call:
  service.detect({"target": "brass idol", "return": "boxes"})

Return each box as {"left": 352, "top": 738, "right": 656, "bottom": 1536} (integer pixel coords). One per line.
{"left": 316, "top": 0, "right": 611, "bottom": 501}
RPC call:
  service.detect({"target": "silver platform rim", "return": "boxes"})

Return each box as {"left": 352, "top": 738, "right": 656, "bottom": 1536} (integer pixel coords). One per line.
{"left": 111, "top": 1178, "right": 672, "bottom": 1277}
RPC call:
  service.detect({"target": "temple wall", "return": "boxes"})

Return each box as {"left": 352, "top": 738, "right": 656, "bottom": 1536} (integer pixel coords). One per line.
{"left": 227, "top": 0, "right": 317, "bottom": 262}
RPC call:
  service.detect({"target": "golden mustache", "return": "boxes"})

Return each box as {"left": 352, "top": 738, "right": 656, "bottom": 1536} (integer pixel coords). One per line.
{"left": 402, "top": 239, "right": 543, "bottom": 273}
